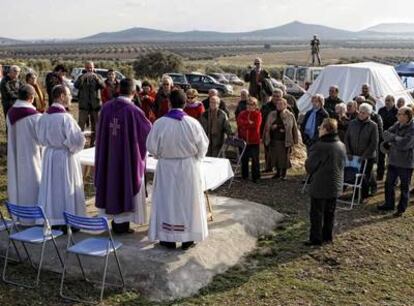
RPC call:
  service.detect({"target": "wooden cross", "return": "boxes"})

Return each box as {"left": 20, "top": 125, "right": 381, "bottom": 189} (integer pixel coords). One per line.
{"left": 109, "top": 117, "right": 120, "bottom": 136}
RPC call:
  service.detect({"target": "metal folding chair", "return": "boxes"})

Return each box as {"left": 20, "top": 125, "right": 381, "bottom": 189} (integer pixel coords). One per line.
{"left": 338, "top": 156, "right": 368, "bottom": 210}
{"left": 60, "top": 212, "right": 124, "bottom": 304}
{"left": 218, "top": 136, "right": 247, "bottom": 188}
{"left": 0, "top": 208, "right": 22, "bottom": 262}
{"left": 2, "top": 202, "right": 64, "bottom": 288}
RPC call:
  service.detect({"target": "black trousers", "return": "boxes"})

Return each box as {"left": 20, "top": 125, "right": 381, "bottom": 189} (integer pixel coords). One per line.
{"left": 385, "top": 165, "right": 413, "bottom": 213}
{"left": 361, "top": 158, "right": 375, "bottom": 199}
{"left": 309, "top": 197, "right": 336, "bottom": 243}
{"left": 377, "top": 149, "right": 386, "bottom": 180}
{"left": 241, "top": 144, "right": 260, "bottom": 181}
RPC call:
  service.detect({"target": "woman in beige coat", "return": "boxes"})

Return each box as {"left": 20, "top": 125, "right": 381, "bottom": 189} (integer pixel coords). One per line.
{"left": 263, "top": 98, "right": 299, "bottom": 180}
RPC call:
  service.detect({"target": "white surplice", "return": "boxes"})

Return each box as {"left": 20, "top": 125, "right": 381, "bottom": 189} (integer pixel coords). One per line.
{"left": 7, "top": 100, "right": 42, "bottom": 206}
{"left": 36, "top": 103, "right": 86, "bottom": 225}
{"left": 147, "top": 112, "right": 209, "bottom": 242}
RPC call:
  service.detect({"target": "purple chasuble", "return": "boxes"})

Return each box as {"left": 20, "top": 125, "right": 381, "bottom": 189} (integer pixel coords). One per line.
{"left": 47, "top": 105, "right": 66, "bottom": 114}
{"left": 94, "top": 97, "right": 152, "bottom": 214}
{"left": 7, "top": 107, "right": 38, "bottom": 125}
{"left": 164, "top": 109, "right": 186, "bottom": 121}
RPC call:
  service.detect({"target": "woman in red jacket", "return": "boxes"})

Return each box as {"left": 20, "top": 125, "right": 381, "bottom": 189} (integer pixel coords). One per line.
{"left": 139, "top": 80, "right": 157, "bottom": 123}
{"left": 184, "top": 88, "right": 205, "bottom": 119}
{"left": 237, "top": 97, "right": 262, "bottom": 183}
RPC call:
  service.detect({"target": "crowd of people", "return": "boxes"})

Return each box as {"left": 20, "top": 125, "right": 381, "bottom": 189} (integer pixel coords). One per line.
{"left": 2, "top": 58, "right": 414, "bottom": 250}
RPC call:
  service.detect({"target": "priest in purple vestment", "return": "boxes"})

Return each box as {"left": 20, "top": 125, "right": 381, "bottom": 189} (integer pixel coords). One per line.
{"left": 95, "top": 78, "right": 152, "bottom": 233}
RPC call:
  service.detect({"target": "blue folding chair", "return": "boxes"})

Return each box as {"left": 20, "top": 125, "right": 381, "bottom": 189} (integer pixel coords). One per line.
{"left": 60, "top": 212, "right": 124, "bottom": 304}
{"left": 2, "top": 202, "right": 64, "bottom": 288}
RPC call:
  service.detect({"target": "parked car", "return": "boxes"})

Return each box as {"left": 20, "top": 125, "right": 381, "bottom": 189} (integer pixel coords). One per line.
{"left": 164, "top": 73, "right": 191, "bottom": 91}
{"left": 185, "top": 73, "right": 233, "bottom": 95}
{"left": 207, "top": 73, "right": 229, "bottom": 84}
{"left": 223, "top": 73, "right": 244, "bottom": 86}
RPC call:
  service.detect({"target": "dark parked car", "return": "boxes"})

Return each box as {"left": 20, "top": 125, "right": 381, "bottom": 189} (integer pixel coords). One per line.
{"left": 165, "top": 73, "right": 191, "bottom": 91}
{"left": 185, "top": 73, "right": 233, "bottom": 95}
{"left": 208, "top": 73, "right": 229, "bottom": 84}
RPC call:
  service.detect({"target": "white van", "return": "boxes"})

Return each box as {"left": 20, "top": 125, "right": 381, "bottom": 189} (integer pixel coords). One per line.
{"left": 283, "top": 66, "right": 324, "bottom": 97}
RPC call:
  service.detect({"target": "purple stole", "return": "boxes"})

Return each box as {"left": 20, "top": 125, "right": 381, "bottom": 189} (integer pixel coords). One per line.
{"left": 47, "top": 105, "right": 66, "bottom": 114}
{"left": 164, "top": 109, "right": 186, "bottom": 121}
{"left": 7, "top": 107, "right": 38, "bottom": 125}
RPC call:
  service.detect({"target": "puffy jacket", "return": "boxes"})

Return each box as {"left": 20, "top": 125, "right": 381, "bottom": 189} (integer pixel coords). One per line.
{"left": 306, "top": 133, "right": 347, "bottom": 199}
{"left": 344, "top": 118, "right": 378, "bottom": 159}
{"left": 237, "top": 110, "right": 262, "bottom": 145}
{"left": 383, "top": 120, "right": 414, "bottom": 169}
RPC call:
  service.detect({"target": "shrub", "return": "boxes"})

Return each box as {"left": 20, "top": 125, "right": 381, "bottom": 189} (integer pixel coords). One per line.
{"left": 133, "top": 51, "right": 184, "bottom": 79}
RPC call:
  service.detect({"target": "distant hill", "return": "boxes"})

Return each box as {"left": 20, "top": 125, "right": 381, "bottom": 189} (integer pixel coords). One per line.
{"left": 79, "top": 21, "right": 356, "bottom": 42}
{"left": 0, "top": 37, "right": 22, "bottom": 45}
{"left": 365, "top": 23, "right": 414, "bottom": 33}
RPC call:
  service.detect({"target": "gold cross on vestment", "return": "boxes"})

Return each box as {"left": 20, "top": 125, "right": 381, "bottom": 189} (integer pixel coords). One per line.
{"left": 109, "top": 117, "right": 120, "bottom": 136}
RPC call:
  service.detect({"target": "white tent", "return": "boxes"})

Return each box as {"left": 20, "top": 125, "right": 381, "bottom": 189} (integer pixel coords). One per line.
{"left": 297, "top": 62, "right": 414, "bottom": 113}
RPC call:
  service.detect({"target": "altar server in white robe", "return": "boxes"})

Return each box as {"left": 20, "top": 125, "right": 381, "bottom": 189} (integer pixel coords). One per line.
{"left": 37, "top": 85, "right": 86, "bottom": 225}
{"left": 7, "top": 85, "right": 42, "bottom": 206}
{"left": 147, "top": 89, "right": 209, "bottom": 250}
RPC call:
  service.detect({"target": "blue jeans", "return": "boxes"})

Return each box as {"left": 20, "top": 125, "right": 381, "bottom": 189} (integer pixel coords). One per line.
{"left": 385, "top": 165, "right": 413, "bottom": 212}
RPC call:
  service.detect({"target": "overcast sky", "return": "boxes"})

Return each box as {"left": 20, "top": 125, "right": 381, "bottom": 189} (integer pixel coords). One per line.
{"left": 2, "top": 0, "right": 414, "bottom": 39}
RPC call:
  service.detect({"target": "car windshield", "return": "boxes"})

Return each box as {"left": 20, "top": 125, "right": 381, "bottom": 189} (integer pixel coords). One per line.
{"left": 171, "top": 75, "right": 186, "bottom": 83}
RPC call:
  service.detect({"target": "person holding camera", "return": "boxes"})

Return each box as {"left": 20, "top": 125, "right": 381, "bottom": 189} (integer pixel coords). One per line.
{"left": 244, "top": 58, "right": 270, "bottom": 103}
{"left": 74, "top": 61, "right": 105, "bottom": 146}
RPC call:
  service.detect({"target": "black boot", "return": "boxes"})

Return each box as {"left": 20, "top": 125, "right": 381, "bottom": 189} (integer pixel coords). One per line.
{"left": 181, "top": 241, "right": 196, "bottom": 250}
{"left": 111, "top": 220, "right": 134, "bottom": 234}
{"left": 159, "top": 241, "right": 177, "bottom": 249}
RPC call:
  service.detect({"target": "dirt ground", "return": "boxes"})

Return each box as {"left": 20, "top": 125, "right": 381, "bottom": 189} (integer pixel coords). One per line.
{"left": 0, "top": 78, "right": 413, "bottom": 305}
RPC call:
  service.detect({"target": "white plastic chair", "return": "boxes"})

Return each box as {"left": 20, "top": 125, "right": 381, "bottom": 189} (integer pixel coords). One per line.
{"left": 60, "top": 212, "right": 124, "bottom": 304}
{"left": 338, "top": 156, "right": 368, "bottom": 210}
{"left": 2, "top": 202, "right": 64, "bottom": 288}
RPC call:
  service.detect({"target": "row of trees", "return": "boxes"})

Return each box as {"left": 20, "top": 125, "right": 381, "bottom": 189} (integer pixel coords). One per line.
{"left": 2, "top": 51, "right": 283, "bottom": 81}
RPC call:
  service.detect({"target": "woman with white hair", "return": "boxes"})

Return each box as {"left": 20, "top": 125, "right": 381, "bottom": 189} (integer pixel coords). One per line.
{"left": 344, "top": 103, "right": 379, "bottom": 203}
{"left": 334, "top": 102, "right": 348, "bottom": 142}
{"left": 300, "top": 94, "right": 329, "bottom": 149}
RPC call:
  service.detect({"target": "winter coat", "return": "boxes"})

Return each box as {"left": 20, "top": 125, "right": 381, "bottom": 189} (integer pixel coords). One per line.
{"left": 237, "top": 110, "right": 262, "bottom": 145}
{"left": 305, "top": 133, "right": 346, "bottom": 199}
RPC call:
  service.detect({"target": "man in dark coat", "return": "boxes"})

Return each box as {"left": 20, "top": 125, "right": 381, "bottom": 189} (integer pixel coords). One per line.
{"left": 202, "top": 89, "right": 229, "bottom": 116}
{"left": 305, "top": 118, "right": 346, "bottom": 245}
{"left": 45, "top": 64, "right": 67, "bottom": 106}
{"left": 378, "top": 107, "right": 414, "bottom": 217}
{"left": 244, "top": 58, "right": 270, "bottom": 103}
{"left": 344, "top": 103, "right": 379, "bottom": 202}
{"left": 377, "top": 95, "right": 398, "bottom": 181}
{"left": 310, "top": 35, "right": 321, "bottom": 66}
{"left": 0, "top": 65, "right": 22, "bottom": 118}
{"left": 354, "top": 84, "right": 377, "bottom": 108}
{"left": 324, "top": 85, "right": 343, "bottom": 117}
{"left": 74, "top": 61, "right": 105, "bottom": 146}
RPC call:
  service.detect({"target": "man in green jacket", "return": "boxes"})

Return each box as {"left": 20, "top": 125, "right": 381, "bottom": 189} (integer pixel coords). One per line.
{"left": 74, "top": 61, "right": 105, "bottom": 146}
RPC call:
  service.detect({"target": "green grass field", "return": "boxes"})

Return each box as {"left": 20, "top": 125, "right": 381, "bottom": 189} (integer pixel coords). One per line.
{"left": 0, "top": 101, "right": 414, "bottom": 305}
